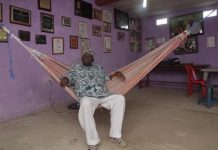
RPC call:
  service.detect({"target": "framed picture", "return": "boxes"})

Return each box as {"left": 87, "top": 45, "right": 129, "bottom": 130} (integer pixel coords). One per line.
{"left": 114, "top": 8, "right": 129, "bottom": 30}
{"left": 93, "top": 8, "right": 102, "bottom": 21}
{"left": 206, "top": 36, "right": 216, "bottom": 48}
{"left": 92, "top": 25, "right": 101, "bottom": 36}
{"left": 129, "top": 30, "right": 136, "bottom": 42}
{"left": 70, "top": 36, "right": 78, "bottom": 49}
{"left": 80, "top": 38, "right": 90, "bottom": 56}
{"left": 41, "top": 12, "right": 54, "bottom": 33}
{"left": 174, "top": 36, "right": 198, "bottom": 55}
{"left": 75, "top": 0, "right": 92, "bottom": 19}
{"left": 35, "top": 35, "right": 46, "bottom": 44}
{"left": 61, "top": 16, "right": 71, "bottom": 27}
{"left": 79, "top": 21, "right": 88, "bottom": 38}
{"left": 118, "top": 32, "right": 125, "bottom": 41}
{"left": 103, "top": 22, "right": 111, "bottom": 33}
{"left": 169, "top": 11, "right": 204, "bottom": 37}
{"left": 129, "top": 17, "right": 136, "bottom": 30}
{"left": 102, "top": 10, "right": 112, "bottom": 23}
{"left": 38, "top": 0, "right": 51, "bottom": 11}
{"left": 52, "top": 37, "right": 64, "bottom": 55}
{"left": 18, "top": 30, "right": 30, "bottom": 41}
{"left": 0, "top": 3, "right": 2, "bottom": 22}
{"left": 10, "top": 6, "right": 31, "bottom": 27}
{"left": 136, "top": 43, "right": 142, "bottom": 52}
{"left": 104, "top": 35, "right": 112, "bottom": 53}
{"left": 145, "top": 37, "right": 156, "bottom": 51}
{"left": 0, "top": 27, "right": 8, "bottom": 42}
{"left": 135, "top": 32, "right": 141, "bottom": 42}
{"left": 130, "top": 43, "right": 136, "bottom": 52}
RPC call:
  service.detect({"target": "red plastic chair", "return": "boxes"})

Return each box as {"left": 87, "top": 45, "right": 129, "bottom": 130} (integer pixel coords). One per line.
{"left": 184, "top": 64, "right": 206, "bottom": 97}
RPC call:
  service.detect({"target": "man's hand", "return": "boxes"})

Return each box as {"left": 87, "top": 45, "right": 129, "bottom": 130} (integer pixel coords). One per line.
{"left": 109, "top": 71, "right": 126, "bottom": 81}
{"left": 60, "top": 77, "right": 69, "bottom": 87}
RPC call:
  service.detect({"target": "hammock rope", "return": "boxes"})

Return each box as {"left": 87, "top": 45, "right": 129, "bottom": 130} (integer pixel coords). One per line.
{"left": 2, "top": 26, "right": 188, "bottom": 101}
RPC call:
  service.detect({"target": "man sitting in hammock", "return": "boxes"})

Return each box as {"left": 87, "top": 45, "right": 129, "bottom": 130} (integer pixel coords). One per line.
{"left": 60, "top": 48, "right": 127, "bottom": 150}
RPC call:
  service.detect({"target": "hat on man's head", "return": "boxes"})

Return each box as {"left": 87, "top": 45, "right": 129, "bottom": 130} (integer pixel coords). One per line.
{"left": 82, "top": 48, "right": 94, "bottom": 56}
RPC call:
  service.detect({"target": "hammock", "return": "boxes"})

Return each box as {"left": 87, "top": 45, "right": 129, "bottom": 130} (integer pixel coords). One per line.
{"left": 2, "top": 27, "right": 188, "bottom": 101}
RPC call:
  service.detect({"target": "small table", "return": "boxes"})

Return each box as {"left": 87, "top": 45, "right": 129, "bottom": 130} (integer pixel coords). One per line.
{"left": 201, "top": 68, "right": 218, "bottom": 81}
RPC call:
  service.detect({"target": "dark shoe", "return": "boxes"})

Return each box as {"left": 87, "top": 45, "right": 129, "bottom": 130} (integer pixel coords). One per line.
{"left": 68, "top": 102, "right": 80, "bottom": 110}
{"left": 88, "top": 145, "right": 98, "bottom": 150}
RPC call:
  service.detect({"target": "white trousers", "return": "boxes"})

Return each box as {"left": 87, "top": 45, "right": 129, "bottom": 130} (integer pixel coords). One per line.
{"left": 78, "top": 94, "right": 125, "bottom": 145}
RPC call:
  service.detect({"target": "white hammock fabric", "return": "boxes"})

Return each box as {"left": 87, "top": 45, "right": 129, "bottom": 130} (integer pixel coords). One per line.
{"left": 2, "top": 27, "right": 188, "bottom": 101}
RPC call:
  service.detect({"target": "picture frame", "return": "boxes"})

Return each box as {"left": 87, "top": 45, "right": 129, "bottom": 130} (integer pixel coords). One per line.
{"left": 169, "top": 11, "right": 204, "bottom": 37}
{"left": 206, "top": 36, "right": 216, "bottom": 48}
{"left": 38, "top": 0, "right": 51, "bottom": 11}
{"left": 61, "top": 16, "right": 71, "bottom": 27}
{"left": 0, "top": 3, "right": 2, "bottom": 22}
{"left": 102, "top": 10, "right": 112, "bottom": 23}
{"left": 118, "top": 32, "right": 125, "bottom": 41}
{"left": 129, "top": 17, "right": 136, "bottom": 30}
{"left": 103, "top": 22, "right": 111, "bottom": 33}
{"left": 92, "top": 25, "right": 101, "bottom": 36}
{"left": 145, "top": 37, "right": 156, "bottom": 51}
{"left": 0, "top": 27, "right": 8, "bottom": 42}
{"left": 41, "top": 12, "right": 54, "bottom": 33}
{"left": 9, "top": 5, "right": 31, "bottom": 27}
{"left": 130, "top": 42, "right": 136, "bottom": 52}
{"left": 114, "top": 8, "right": 129, "bottom": 30}
{"left": 129, "top": 30, "right": 136, "bottom": 42}
{"left": 75, "top": 0, "right": 92, "bottom": 19}
{"left": 80, "top": 38, "right": 90, "bottom": 56}
{"left": 104, "top": 35, "right": 112, "bottom": 53}
{"left": 18, "top": 30, "right": 30, "bottom": 41}
{"left": 93, "top": 8, "right": 102, "bottom": 21}
{"left": 70, "top": 36, "right": 78, "bottom": 49}
{"left": 52, "top": 37, "right": 64, "bottom": 55}
{"left": 35, "top": 35, "right": 46, "bottom": 44}
{"left": 79, "top": 21, "right": 88, "bottom": 38}
{"left": 174, "top": 36, "right": 198, "bottom": 55}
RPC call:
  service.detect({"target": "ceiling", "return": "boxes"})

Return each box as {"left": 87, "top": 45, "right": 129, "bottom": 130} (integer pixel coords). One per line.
{"left": 96, "top": 0, "right": 218, "bottom": 17}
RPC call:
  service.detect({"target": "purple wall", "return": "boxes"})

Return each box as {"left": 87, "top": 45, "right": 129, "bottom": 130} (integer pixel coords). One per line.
{"left": 0, "top": 0, "right": 137, "bottom": 122}
{"left": 142, "top": 4, "right": 218, "bottom": 86}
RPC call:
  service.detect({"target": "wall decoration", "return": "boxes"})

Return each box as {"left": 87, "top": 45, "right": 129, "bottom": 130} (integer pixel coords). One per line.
{"left": 103, "top": 22, "right": 111, "bottom": 33}
{"left": 75, "top": 0, "right": 92, "bottom": 19}
{"left": 174, "top": 36, "right": 198, "bottom": 55}
{"left": 0, "top": 27, "right": 8, "bottom": 42}
{"left": 93, "top": 8, "right": 102, "bottom": 21}
{"left": 130, "top": 42, "right": 136, "bottom": 52}
{"left": 35, "top": 35, "right": 46, "bottom": 44}
{"left": 79, "top": 21, "right": 88, "bottom": 38}
{"left": 206, "top": 36, "right": 216, "bottom": 48}
{"left": 145, "top": 37, "right": 156, "bottom": 51}
{"left": 104, "top": 35, "right": 112, "bottom": 53}
{"left": 136, "top": 43, "right": 142, "bottom": 52}
{"left": 102, "top": 10, "right": 112, "bottom": 23}
{"left": 52, "top": 37, "right": 64, "bottom": 54}
{"left": 118, "top": 32, "right": 125, "bottom": 41}
{"left": 70, "top": 36, "right": 78, "bottom": 49}
{"left": 169, "top": 11, "right": 203, "bottom": 37}
{"left": 18, "top": 30, "right": 30, "bottom": 41}
{"left": 129, "top": 17, "right": 136, "bottom": 30}
{"left": 114, "top": 8, "right": 129, "bottom": 30}
{"left": 156, "top": 37, "right": 166, "bottom": 45}
{"left": 10, "top": 6, "right": 31, "bottom": 26}
{"left": 92, "top": 25, "right": 101, "bottom": 36}
{"left": 135, "top": 32, "right": 141, "bottom": 42}
{"left": 129, "top": 30, "right": 136, "bottom": 42}
{"left": 41, "top": 12, "right": 54, "bottom": 33}
{"left": 38, "top": 0, "right": 51, "bottom": 11}
{"left": 61, "top": 16, "right": 71, "bottom": 27}
{"left": 80, "top": 38, "right": 90, "bottom": 55}
{"left": 0, "top": 3, "right": 2, "bottom": 22}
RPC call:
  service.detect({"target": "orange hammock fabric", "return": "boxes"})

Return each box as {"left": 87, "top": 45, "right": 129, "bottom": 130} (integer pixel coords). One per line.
{"left": 2, "top": 27, "right": 188, "bottom": 101}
